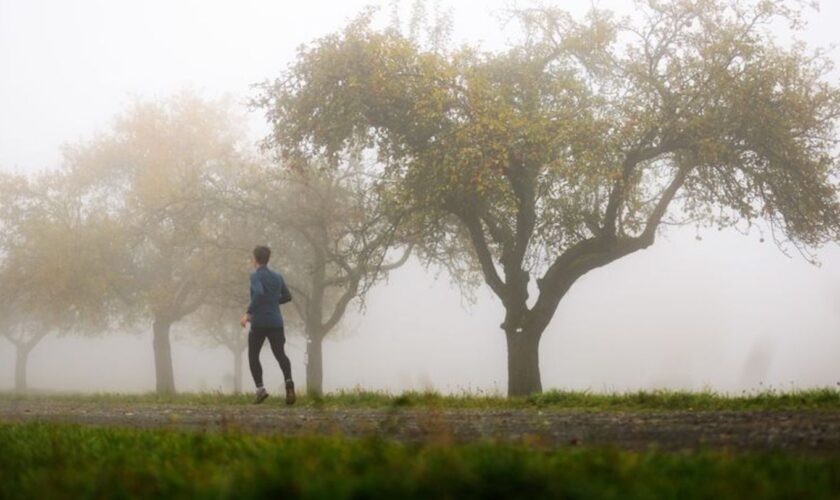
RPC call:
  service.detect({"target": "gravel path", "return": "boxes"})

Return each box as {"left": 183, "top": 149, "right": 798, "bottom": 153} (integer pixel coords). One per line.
{"left": 2, "top": 400, "right": 840, "bottom": 453}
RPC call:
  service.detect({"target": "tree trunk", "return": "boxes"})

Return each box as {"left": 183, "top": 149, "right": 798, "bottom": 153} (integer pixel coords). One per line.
{"left": 152, "top": 318, "right": 176, "bottom": 395}
{"left": 233, "top": 347, "right": 243, "bottom": 394}
{"left": 505, "top": 328, "right": 542, "bottom": 397}
{"left": 14, "top": 347, "right": 29, "bottom": 393}
{"left": 306, "top": 334, "right": 324, "bottom": 396}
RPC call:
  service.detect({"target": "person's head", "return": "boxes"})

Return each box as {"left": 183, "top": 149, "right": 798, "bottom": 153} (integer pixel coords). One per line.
{"left": 253, "top": 245, "right": 271, "bottom": 268}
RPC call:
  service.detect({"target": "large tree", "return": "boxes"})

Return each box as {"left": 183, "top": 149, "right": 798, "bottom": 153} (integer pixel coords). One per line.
{"left": 65, "top": 92, "right": 248, "bottom": 394}
{"left": 259, "top": 1, "right": 840, "bottom": 396}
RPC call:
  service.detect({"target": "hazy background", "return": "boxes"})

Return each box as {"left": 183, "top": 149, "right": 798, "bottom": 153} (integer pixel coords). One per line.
{"left": 2, "top": 0, "right": 840, "bottom": 394}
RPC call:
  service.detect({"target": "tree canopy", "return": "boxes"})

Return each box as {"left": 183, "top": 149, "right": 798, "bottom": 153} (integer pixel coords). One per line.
{"left": 64, "top": 91, "right": 251, "bottom": 394}
{"left": 0, "top": 170, "right": 125, "bottom": 390}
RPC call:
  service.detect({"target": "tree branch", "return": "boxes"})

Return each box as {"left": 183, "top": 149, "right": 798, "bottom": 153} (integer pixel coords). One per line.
{"left": 379, "top": 244, "right": 413, "bottom": 272}
{"left": 639, "top": 164, "right": 692, "bottom": 244}
{"left": 321, "top": 275, "right": 361, "bottom": 334}
{"left": 456, "top": 209, "right": 506, "bottom": 299}
{"left": 528, "top": 162, "right": 692, "bottom": 334}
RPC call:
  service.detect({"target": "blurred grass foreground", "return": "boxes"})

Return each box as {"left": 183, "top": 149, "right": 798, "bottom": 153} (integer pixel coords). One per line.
{"left": 3, "top": 389, "right": 840, "bottom": 498}
{"left": 1, "top": 422, "right": 839, "bottom": 499}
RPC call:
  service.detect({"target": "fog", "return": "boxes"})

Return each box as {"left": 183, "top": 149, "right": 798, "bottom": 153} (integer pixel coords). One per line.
{"left": 2, "top": 0, "right": 840, "bottom": 395}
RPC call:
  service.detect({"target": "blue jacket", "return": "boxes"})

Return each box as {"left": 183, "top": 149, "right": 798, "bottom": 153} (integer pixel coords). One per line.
{"left": 247, "top": 266, "right": 292, "bottom": 328}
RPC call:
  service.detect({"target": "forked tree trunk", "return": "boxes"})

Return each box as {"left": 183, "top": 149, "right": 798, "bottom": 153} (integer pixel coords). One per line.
{"left": 505, "top": 327, "right": 542, "bottom": 397}
{"left": 306, "top": 334, "right": 324, "bottom": 396}
{"left": 153, "top": 318, "right": 176, "bottom": 395}
{"left": 14, "top": 347, "right": 30, "bottom": 393}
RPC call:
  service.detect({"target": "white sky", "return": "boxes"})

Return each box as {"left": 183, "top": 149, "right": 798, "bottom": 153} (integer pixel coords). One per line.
{"left": 2, "top": 0, "right": 840, "bottom": 394}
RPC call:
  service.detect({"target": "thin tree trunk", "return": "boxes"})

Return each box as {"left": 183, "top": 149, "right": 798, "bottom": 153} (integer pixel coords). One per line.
{"left": 306, "top": 334, "right": 324, "bottom": 396}
{"left": 505, "top": 327, "right": 542, "bottom": 397}
{"left": 12, "top": 331, "right": 47, "bottom": 393}
{"left": 233, "top": 347, "right": 243, "bottom": 394}
{"left": 153, "top": 318, "right": 176, "bottom": 395}
{"left": 14, "top": 347, "right": 29, "bottom": 393}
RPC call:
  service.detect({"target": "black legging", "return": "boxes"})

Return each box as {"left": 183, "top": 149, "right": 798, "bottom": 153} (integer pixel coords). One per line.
{"left": 248, "top": 326, "right": 292, "bottom": 388}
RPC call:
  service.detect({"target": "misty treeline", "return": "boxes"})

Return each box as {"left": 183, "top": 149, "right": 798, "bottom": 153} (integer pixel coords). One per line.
{"left": 0, "top": 94, "right": 407, "bottom": 396}
{"left": 2, "top": 0, "right": 840, "bottom": 397}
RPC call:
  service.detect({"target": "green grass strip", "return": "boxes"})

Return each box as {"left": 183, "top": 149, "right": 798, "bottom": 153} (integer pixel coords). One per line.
{"left": 1, "top": 422, "right": 839, "bottom": 499}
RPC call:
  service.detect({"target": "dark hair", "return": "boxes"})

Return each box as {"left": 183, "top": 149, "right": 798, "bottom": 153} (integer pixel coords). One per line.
{"left": 253, "top": 245, "right": 271, "bottom": 265}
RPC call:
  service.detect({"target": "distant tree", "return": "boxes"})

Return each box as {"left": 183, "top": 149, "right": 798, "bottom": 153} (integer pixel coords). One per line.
{"left": 64, "top": 92, "right": 248, "bottom": 394}
{"left": 217, "top": 159, "right": 411, "bottom": 395}
{"left": 0, "top": 314, "right": 36, "bottom": 391}
{"left": 259, "top": 1, "right": 840, "bottom": 396}
{"left": 0, "top": 171, "right": 125, "bottom": 391}
{"left": 185, "top": 221, "right": 304, "bottom": 395}
{"left": 189, "top": 303, "right": 248, "bottom": 393}
{"left": 0, "top": 266, "right": 46, "bottom": 392}
{"left": 0, "top": 291, "right": 45, "bottom": 392}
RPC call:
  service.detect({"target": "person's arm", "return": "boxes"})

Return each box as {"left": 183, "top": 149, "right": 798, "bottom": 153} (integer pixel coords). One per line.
{"left": 247, "top": 272, "right": 265, "bottom": 315}
{"left": 279, "top": 279, "right": 292, "bottom": 305}
{"left": 242, "top": 272, "right": 265, "bottom": 326}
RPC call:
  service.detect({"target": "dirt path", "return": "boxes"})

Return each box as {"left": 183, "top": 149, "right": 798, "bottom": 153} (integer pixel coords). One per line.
{"left": 2, "top": 399, "right": 839, "bottom": 453}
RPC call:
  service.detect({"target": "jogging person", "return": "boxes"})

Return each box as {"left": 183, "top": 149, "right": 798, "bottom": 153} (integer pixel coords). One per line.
{"left": 239, "top": 245, "right": 296, "bottom": 405}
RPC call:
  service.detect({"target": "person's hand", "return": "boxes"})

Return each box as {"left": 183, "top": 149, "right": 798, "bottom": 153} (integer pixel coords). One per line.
{"left": 240, "top": 313, "right": 251, "bottom": 328}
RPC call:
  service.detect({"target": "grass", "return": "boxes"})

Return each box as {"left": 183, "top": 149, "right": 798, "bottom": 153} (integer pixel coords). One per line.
{"left": 2, "top": 387, "right": 840, "bottom": 411}
{"left": 1, "top": 422, "right": 838, "bottom": 499}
